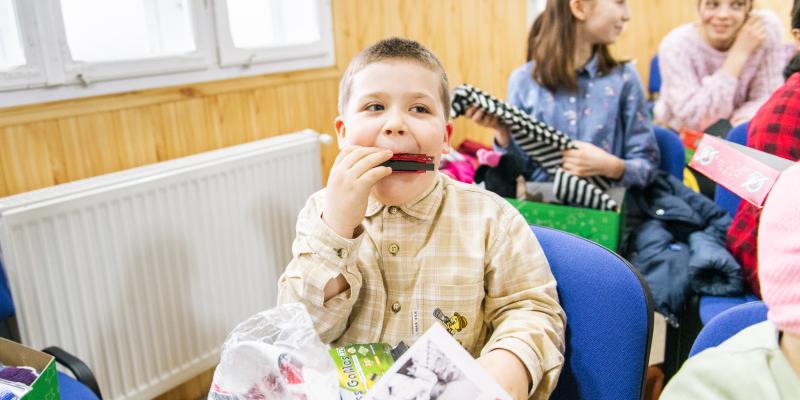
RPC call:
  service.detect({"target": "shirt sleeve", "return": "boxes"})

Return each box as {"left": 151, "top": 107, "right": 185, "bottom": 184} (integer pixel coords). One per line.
{"left": 480, "top": 207, "right": 566, "bottom": 399}
{"left": 655, "top": 34, "right": 739, "bottom": 131}
{"left": 277, "top": 191, "right": 365, "bottom": 343}
{"left": 619, "top": 65, "right": 661, "bottom": 188}
{"left": 659, "top": 349, "right": 772, "bottom": 399}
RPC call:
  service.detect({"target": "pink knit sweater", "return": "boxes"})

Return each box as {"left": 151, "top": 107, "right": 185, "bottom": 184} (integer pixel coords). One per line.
{"left": 654, "top": 10, "right": 786, "bottom": 132}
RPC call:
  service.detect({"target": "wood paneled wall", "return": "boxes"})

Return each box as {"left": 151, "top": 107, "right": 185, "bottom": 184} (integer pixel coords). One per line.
{"left": 0, "top": 0, "right": 794, "bottom": 198}
{"left": 0, "top": 0, "right": 528, "bottom": 197}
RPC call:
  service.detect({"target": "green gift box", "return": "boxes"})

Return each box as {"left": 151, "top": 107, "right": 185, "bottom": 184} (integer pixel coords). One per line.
{"left": 0, "top": 337, "right": 60, "bottom": 399}
{"left": 507, "top": 183, "right": 626, "bottom": 251}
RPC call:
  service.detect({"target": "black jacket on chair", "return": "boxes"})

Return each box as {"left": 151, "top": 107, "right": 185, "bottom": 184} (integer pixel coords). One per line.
{"left": 624, "top": 171, "right": 744, "bottom": 324}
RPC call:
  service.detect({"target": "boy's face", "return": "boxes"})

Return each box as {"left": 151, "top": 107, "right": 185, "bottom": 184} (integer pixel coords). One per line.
{"left": 335, "top": 60, "right": 453, "bottom": 202}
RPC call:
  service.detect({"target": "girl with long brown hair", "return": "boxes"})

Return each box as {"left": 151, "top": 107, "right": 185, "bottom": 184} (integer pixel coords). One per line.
{"left": 468, "top": 0, "right": 659, "bottom": 190}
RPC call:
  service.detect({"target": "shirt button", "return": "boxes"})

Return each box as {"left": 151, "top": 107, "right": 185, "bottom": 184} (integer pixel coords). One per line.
{"left": 569, "top": 96, "right": 576, "bottom": 103}
{"left": 391, "top": 302, "right": 401, "bottom": 313}
{"left": 388, "top": 206, "right": 399, "bottom": 215}
{"left": 655, "top": 209, "right": 665, "bottom": 216}
{"left": 388, "top": 243, "right": 399, "bottom": 255}
{"left": 336, "top": 248, "right": 348, "bottom": 258}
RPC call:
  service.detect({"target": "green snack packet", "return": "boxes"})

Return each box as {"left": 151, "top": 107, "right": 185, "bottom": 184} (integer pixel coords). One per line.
{"left": 329, "top": 343, "right": 395, "bottom": 400}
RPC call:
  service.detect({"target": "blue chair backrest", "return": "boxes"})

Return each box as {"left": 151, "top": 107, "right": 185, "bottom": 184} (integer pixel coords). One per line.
{"left": 532, "top": 226, "right": 653, "bottom": 400}
{"left": 653, "top": 126, "right": 685, "bottom": 180}
{"left": 689, "top": 301, "right": 767, "bottom": 357}
{"left": 0, "top": 257, "right": 14, "bottom": 321}
{"left": 649, "top": 55, "right": 661, "bottom": 95}
{"left": 714, "top": 122, "right": 749, "bottom": 216}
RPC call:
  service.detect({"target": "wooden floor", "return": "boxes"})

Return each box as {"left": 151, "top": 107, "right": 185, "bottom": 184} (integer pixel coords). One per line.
{"left": 153, "top": 367, "right": 215, "bottom": 400}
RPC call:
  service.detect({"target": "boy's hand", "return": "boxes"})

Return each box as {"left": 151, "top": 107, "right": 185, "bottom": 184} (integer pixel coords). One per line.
{"left": 322, "top": 146, "right": 393, "bottom": 238}
{"left": 561, "top": 141, "right": 624, "bottom": 179}
{"left": 466, "top": 106, "right": 511, "bottom": 147}
{"left": 477, "top": 349, "right": 530, "bottom": 400}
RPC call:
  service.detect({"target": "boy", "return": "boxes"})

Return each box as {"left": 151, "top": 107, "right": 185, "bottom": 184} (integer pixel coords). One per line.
{"left": 277, "top": 38, "right": 565, "bottom": 400}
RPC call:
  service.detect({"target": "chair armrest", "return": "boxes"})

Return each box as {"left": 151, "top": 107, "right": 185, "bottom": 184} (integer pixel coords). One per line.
{"left": 42, "top": 346, "right": 102, "bottom": 398}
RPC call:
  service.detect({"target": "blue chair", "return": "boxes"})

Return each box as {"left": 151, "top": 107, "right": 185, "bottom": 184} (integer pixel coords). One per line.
{"left": 532, "top": 226, "right": 654, "bottom": 400}
{"left": 713, "top": 122, "right": 749, "bottom": 217}
{"left": 648, "top": 55, "right": 662, "bottom": 97}
{"left": 689, "top": 301, "right": 767, "bottom": 357}
{"left": 698, "top": 294, "right": 759, "bottom": 325}
{"left": 0, "top": 258, "right": 102, "bottom": 399}
{"left": 653, "top": 126, "right": 685, "bottom": 180}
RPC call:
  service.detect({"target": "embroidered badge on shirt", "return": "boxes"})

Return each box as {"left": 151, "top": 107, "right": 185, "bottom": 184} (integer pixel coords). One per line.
{"left": 433, "top": 308, "right": 468, "bottom": 335}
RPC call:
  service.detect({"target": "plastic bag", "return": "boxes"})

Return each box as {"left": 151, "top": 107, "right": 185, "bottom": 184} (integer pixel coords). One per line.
{"left": 209, "top": 303, "right": 338, "bottom": 400}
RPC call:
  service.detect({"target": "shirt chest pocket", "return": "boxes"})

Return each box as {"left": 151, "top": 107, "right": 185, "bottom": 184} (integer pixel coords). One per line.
{"left": 417, "top": 282, "right": 483, "bottom": 350}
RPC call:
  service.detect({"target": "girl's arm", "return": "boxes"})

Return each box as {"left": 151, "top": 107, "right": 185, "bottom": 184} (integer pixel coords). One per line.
{"left": 501, "top": 68, "right": 550, "bottom": 182}
{"left": 731, "top": 13, "right": 786, "bottom": 126}
{"left": 656, "top": 38, "right": 739, "bottom": 131}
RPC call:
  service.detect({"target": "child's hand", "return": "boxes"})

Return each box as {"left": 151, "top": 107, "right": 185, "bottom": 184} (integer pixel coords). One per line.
{"left": 322, "top": 146, "right": 394, "bottom": 238}
{"left": 562, "top": 141, "right": 625, "bottom": 179}
{"left": 466, "top": 106, "right": 511, "bottom": 147}
{"left": 477, "top": 349, "right": 530, "bottom": 400}
{"left": 731, "top": 15, "right": 767, "bottom": 58}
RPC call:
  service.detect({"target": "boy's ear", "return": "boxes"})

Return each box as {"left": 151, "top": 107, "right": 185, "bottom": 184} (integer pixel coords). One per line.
{"left": 442, "top": 122, "right": 454, "bottom": 154}
{"left": 334, "top": 116, "right": 347, "bottom": 149}
{"left": 569, "top": 0, "right": 587, "bottom": 21}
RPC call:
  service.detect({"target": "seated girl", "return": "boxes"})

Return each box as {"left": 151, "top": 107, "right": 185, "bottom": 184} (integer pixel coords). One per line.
{"left": 655, "top": 0, "right": 785, "bottom": 132}
{"left": 467, "top": 0, "right": 659, "bottom": 189}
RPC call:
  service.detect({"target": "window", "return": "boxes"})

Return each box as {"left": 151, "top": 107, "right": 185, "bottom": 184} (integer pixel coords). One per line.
{"left": 0, "top": 0, "right": 45, "bottom": 91}
{"left": 53, "top": 0, "right": 211, "bottom": 84}
{"left": 0, "top": 0, "right": 335, "bottom": 107}
{"left": 215, "top": 0, "right": 334, "bottom": 67}
{"left": 528, "top": 0, "right": 546, "bottom": 25}
{"left": 60, "top": 0, "right": 196, "bottom": 63}
{"left": 0, "top": 0, "right": 25, "bottom": 71}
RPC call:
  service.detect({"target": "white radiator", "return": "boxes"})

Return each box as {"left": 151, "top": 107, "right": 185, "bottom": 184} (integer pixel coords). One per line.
{"left": 0, "top": 130, "right": 323, "bottom": 399}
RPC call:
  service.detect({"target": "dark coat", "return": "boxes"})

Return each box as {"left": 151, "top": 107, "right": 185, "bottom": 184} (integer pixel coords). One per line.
{"left": 625, "top": 171, "right": 744, "bottom": 324}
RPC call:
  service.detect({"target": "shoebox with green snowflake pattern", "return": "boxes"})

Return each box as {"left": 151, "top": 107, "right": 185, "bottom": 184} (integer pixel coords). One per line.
{"left": 0, "top": 337, "right": 59, "bottom": 399}
{"left": 507, "top": 183, "right": 626, "bottom": 251}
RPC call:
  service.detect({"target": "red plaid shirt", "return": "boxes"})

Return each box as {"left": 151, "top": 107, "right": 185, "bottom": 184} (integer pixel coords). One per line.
{"left": 727, "top": 72, "right": 800, "bottom": 297}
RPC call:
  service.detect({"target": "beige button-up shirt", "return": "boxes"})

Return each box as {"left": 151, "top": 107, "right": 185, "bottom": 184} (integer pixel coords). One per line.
{"left": 278, "top": 173, "right": 565, "bottom": 399}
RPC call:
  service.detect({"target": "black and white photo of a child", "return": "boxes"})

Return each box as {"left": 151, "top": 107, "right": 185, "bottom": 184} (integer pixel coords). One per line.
{"left": 370, "top": 341, "right": 478, "bottom": 400}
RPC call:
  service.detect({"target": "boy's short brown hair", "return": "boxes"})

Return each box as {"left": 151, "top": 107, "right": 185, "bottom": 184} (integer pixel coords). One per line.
{"left": 338, "top": 37, "right": 450, "bottom": 119}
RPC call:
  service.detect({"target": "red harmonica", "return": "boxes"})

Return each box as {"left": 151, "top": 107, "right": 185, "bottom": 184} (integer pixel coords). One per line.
{"left": 380, "top": 153, "right": 435, "bottom": 173}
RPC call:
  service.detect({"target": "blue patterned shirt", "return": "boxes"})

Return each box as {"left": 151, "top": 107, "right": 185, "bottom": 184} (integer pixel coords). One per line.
{"left": 501, "top": 56, "right": 660, "bottom": 188}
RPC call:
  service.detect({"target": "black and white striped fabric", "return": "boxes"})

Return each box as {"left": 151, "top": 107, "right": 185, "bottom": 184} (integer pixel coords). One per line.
{"left": 451, "top": 84, "right": 618, "bottom": 211}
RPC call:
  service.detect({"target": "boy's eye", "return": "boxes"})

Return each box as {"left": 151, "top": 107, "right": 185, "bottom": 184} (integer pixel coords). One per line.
{"left": 365, "top": 104, "right": 384, "bottom": 111}
{"left": 410, "top": 105, "right": 430, "bottom": 113}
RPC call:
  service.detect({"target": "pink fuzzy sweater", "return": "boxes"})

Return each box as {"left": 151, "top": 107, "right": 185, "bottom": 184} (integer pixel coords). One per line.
{"left": 654, "top": 10, "right": 786, "bottom": 131}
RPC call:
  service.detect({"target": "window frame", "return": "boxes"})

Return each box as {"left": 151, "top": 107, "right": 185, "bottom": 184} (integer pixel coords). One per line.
{"left": 0, "top": 0, "right": 47, "bottom": 91}
{"left": 213, "top": 0, "right": 335, "bottom": 68}
{"left": 0, "top": 0, "right": 336, "bottom": 107}
{"left": 49, "top": 0, "right": 214, "bottom": 86}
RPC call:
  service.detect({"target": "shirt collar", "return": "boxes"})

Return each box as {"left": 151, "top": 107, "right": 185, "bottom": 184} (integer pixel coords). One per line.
{"left": 578, "top": 53, "right": 600, "bottom": 79}
{"left": 365, "top": 174, "right": 444, "bottom": 220}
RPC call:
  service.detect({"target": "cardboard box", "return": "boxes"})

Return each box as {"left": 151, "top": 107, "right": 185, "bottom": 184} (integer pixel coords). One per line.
{"left": 507, "top": 183, "right": 626, "bottom": 251}
{"left": 0, "top": 337, "right": 59, "bottom": 399}
{"left": 688, "top": 134, "right": 795, "bottom": 208}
